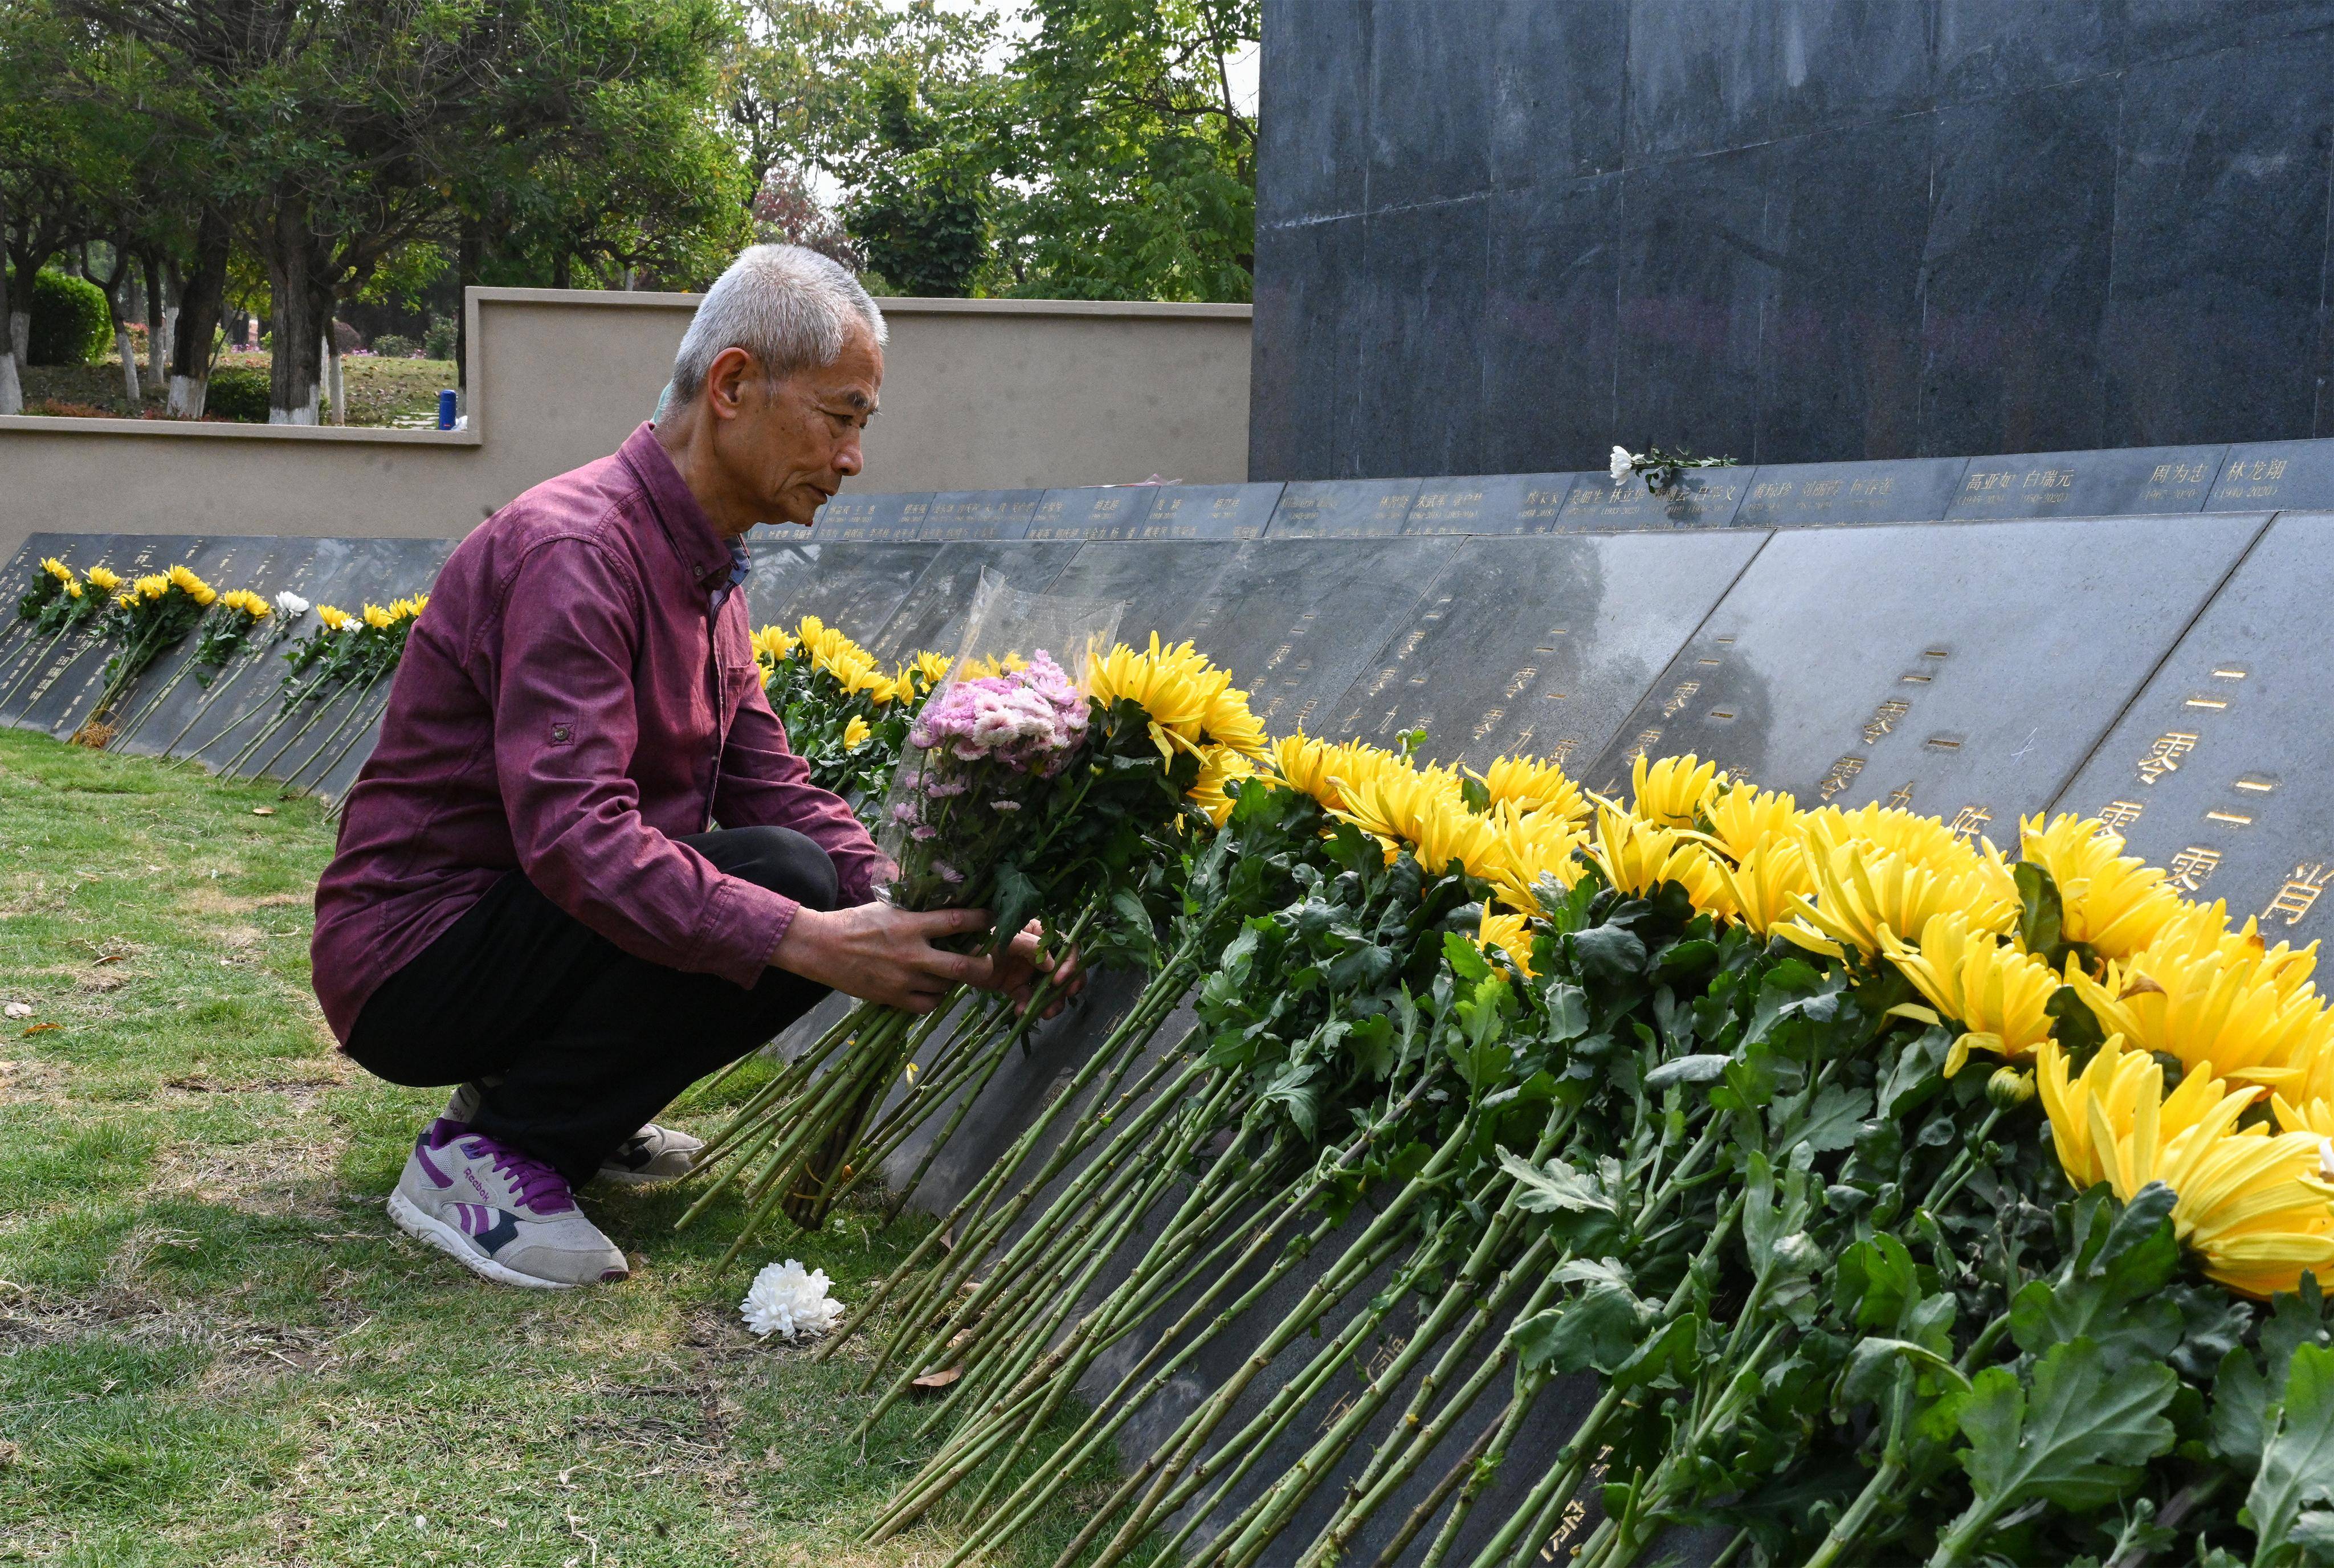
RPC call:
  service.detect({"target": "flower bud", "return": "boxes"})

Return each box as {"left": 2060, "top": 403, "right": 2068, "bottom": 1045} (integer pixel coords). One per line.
{"left": 1987, "top": 1065, "right": 2037, "bottom": 1110}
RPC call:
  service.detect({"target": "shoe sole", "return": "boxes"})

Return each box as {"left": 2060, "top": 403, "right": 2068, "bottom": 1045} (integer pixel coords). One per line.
{"left": 594, "top": 1162, "right": 694, "bottom": 1188}
{"left": 387, "top": 1190, "right": 590, "bottom": 1290}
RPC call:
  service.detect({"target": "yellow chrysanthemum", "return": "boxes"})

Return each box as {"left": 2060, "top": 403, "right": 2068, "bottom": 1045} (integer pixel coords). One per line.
{"left": 361, "top": 603, "right": 393, "bottom": 630}
{"left": 166, "top": 564, "right": 217, "bottom": 607}
{"left": 1475, "top": 903, "right": 1537, "bottom": 979}
{"left": 1703, "top": 786, "right": 1799, "bottom": 861}
{"left": 1187, "top": 746, "right": 1255, "bottom": 828}
{"left": 219, "top": 589, "right": 270, "bottom": 618}
{"left": 904, "top": 650, "right": 953, "bottom": 696}
{"left": 316, "top": 605, "right": 352, "bottom": 632}
{"left": 1484, "top": 805, "right": 1587, "bottom": 916}
{"left": 1334, "top": 758, "right": 1497, "bottom": 880}
{"left": 830, "top": 650, "right": 901, "bottom": 705}
{"left": 1777, "top": 824, "right": 2017, "bottom": 960}
{"left": 1629, "top": 753, "right": 1720, "bottom": 830}
{"left": 40, "top": 557, "right": 73, "bottom": 586}
{"left": 1708, "top": 832, "right": 1815, "bottom": 937}
{"left": 133, "top": 574, "right": 170, "bottom": 602}
{"left": 1472, "top": 756, "right": 1588, "bottom": 828}
{"left": 842, "top": 714, "right": 871, "bottom": 749}
{"left": 753, "top": 625, "right": 798, "bottom": 667}
{"left": 2147, "top": 902, "right": 2321, "bottom": 1008}
{"left": 64, "top": 582, "right": 82, "bottom": 600}
{"left": 1800, "top": 801, "right": 1998, "bottom": 881}
{"left": 1585, "top": 801, "right": 1727, "bottom": 912}
{"left": 2038, "top": 1036, "right": 2334, "bottom": 1299}
{"left": 84, "top": 566, "right": 121, "bottom": 594}
{"left": 1087, "top": 635, "right": 1266, "bottom": 761}
{"left": 2070, "top": 945, "right": 2334, "bottom": 1089}
{"left": 2017, "top": 813, "right": 2186, "bottom": 961}
{"left": 113, "top": 591, "right": 137, "bottom": 610}
{"left": 1267, "top": 733, "right": 1358, "bottom": 812}
{"left": 797, "top": 615, "right": 880, "bottom": 680}
{"left": 1879, "top": 912, "right": 2060, "bottom": 1076}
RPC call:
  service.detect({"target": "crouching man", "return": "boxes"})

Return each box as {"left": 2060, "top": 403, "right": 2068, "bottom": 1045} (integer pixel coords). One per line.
{"left": 311, "top": 245, "right": 1078, "bottom": 1289}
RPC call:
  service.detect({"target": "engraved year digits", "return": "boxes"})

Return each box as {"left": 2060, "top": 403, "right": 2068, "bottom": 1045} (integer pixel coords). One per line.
{"left": 1816, "top": 756, "right": 1865, "bottom": 801}
{"left": 1862, "top": 699, "right": 1910, "bottom": 746}
{"left": 2168, "top": 846, "right": 2221, "bottom": 893}
{"left": 2135, "top": 731, "right": 2198, "bottom": 786}
{"left": 2096, "top": 800, "right": 2145, "bottom": 835}
{"left": 1946, "top": 805, "right": 1993, "bottom": 842}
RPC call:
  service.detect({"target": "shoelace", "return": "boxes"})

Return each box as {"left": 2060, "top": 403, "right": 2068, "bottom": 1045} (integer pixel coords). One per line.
{"left": 463, "top": 1136, "right": 574, "bottom": 1214}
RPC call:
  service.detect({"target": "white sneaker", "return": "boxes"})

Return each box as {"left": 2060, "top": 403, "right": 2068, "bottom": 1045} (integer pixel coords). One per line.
{"left": 387, "top": 1118, "right": 629, "bottom": 1289}
{"left": 443, "top": 1084, "right": 702, "bottom": 1186}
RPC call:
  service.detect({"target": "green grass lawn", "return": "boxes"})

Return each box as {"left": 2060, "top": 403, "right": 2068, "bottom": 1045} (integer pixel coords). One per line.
{"left": 0, "top": 726, "right": 1102, "bottom": 1567}
{"left": 19, "top": 353, "right": 452, "bottom": 427}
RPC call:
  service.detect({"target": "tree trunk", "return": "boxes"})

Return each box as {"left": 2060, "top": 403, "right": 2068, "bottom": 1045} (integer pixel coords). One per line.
{"left": 264, "top": 202, "right": 326, "bottom": 424}
{"left": 143, "top": 254, "right": 165, "bottom": 385}
{"left": 326, "top": 329, "right": 345, "bottom": 424}
{"left": 95, "top": 236, "right": 139, "bottom": 407}
{"left": 0, "top": 206, "right": 18, "bottom": 417}
{"left": 168, "top": 209, "right": 230, "bottom": 419}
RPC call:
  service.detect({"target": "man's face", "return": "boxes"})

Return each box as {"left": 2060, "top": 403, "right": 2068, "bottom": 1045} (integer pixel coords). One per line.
{"left": 711, "top": 328, "right": 884, "bottom": 530}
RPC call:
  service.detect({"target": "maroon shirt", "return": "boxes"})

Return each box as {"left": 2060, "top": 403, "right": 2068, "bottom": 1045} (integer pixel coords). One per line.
{"left": 311, "top": 423, "right": 884, "bottom": 1043}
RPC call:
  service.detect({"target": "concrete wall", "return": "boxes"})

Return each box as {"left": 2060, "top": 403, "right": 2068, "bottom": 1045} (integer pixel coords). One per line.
{"left": 0, "top": 288, "right": 1252, "bottom": 567}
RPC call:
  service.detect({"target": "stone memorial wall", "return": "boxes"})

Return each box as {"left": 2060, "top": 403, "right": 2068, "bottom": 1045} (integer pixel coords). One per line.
{"left": 10, "top": 440, "right": 2334, "bottom": 1567}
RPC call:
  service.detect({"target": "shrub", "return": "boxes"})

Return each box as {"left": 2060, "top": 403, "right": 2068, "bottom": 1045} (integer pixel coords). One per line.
{"left": 333, "top": 320, "right": 364, "bottom": 354}
{"left": 371, "top": 333, "right": 418, "bottom": 358}
{"left": 27, "top": 271, "right": 111, "bottom": 366}
{"left": 203, "top": 368, "right": 271, "bottom": 422}
{"left": 421, "top": 315, "right": 456, "bottom": 361}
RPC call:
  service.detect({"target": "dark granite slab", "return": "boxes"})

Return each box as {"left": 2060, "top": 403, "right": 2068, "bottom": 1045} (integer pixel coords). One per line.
{"left": 1248, "top": 216, "right": 1368, "bottom": 484}
{"left": 1133, "top": 483, "right": 1282, "bottom": 541}
{"left": 1614, "top": 146, "right": 1772, "bottom": 462}
{"left": 1947, "top": 444, "right": 2225, "bottom": 520}
{"left": 1490, "top": 0, "right": 1625, "bottom": 185}
{"left": 1324, "top": 530, "right": 1765, "bottom": 769}
{"left": 1577, "top": 514, "right": 2272, "bottom": 818}
{"left": 1253, "top": 0, "right": 1370, "bottom": 226}
{"left": 864, "top": 542, "right": 1082, "bottom": 663}
{"left": 744, "top": 540, "right": 941, "bottom": 640}
{"left": 1402, "top": 473, "right": 1580, "bottom": 536}
{"left": 1358, "top": 195, "right": 1491, "bottom": 477}
{"left": 1267, "top": 478, "right": 1421, "bottom": 538}
{"left": 1556, "top": 469, "right": 1750, "bottom": 530}
{"left": 2102, "top": 33, "right": 2334, "bottom": 448}
{"left": 808, "top": 492, "right": 932, "bottom": 542}
{"left": 1921, "top": 77, "right": 2119, "bottom": 456}
{"left": 2205, "top": 441, "right": 2334, "bottom": 512}
{"left": 1027, "top": 486, "right": 1159, "bottom": 541}
{"left": 2052, "top": 513, "right": 2334, "bottom": 936}
{"left": 920, "top": 489, "right": 1043, "bottom": 542}
{"left": 1366, "top": 0, "right": 1490, "bottom": 210}
{"left": 1482, "top": 174, "right": 1623, "bottom": 476}
{"left": 1732, "top": 458, "right": 1972, "bottom": 528}
{"left": 1043, "top": 541, "right": 1242, "bottom": 652}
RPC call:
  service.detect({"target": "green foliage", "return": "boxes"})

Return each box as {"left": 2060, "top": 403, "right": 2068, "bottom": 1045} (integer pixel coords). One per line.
{"left": 201, "top": 367, "right": 269, "bottom": 423}
{"left": 421, "top": 314, "right": 455, "bottom": 360}
{"left": 27, "top": 270, "right": 109, "bottom": 366}
{"left": 369, "top": 333, "right": 418, "bottom": 359}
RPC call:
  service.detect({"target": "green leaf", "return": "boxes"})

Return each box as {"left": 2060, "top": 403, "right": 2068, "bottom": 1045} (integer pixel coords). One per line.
{"left": 1781, "top": 1083, "right": 1871, "bottom": 1156}
{"left": 1572, "top": 924, "right": 1647, "bottom": 984}
{"left": 990, "top": 865, "right": 1042, "bottom": 954}
{"left": 1837, "top": 1336, "right": 1970, "bottom": 1412}
{"left": 1496, "top": 1149, "right": 1614, "bottom": 1216}
{"left": 2010, "top": 1185, "right": 2182, "bottom": 1371}
{"left": 1950, "top": 1339, "right": 2176, "bottom": 1526}
{"left": 1514, "top": 1283, "right": 1643, "bottom": 1377}
{"left": 1609, "top": 1313, "right": 1698, "bottom": 1391}
{"left": 1443, "top": 928, "right": 1492, "bottom": 983}
{"left": 2245, "top": 1345, "right": 2334, "bottom": 1566}
{"left": 2015, "top": 861, "right": 2064, "bottom": 960}
{"left": 1643, "top": 1054, "right": 1729, "bottom": 1090}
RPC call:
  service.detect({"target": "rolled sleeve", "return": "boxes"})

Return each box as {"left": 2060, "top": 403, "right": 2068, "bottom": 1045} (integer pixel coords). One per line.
{"left": 483, "top": 540, "right": 795, "bottom": 988}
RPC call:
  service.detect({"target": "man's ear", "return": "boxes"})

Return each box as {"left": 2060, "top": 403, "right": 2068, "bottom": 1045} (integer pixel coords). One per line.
{"left": 703, "top": 346, "right": 762, "bottom": 421}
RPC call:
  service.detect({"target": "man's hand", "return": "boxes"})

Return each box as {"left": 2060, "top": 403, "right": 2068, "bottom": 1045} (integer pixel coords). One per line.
{"left": 771, "top": 903, "right": 997, "bottom": 1012}
{"left": 994, "top": 918, "right": 1087, "bottom": 1020}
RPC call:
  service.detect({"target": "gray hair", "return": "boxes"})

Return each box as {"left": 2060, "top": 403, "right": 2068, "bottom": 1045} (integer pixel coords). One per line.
{"left": 670, "top": 244, "right": 887, "bottom": 402}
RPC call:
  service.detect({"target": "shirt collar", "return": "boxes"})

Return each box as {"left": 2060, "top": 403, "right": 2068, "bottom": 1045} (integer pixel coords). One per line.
{"left": 618, "top": 422, "right": 744, "bottom": 594}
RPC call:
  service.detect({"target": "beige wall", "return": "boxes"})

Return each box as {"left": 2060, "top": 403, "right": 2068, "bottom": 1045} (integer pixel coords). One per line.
{"left": 0, "top": 288, "right": 1252, "bottom": 567}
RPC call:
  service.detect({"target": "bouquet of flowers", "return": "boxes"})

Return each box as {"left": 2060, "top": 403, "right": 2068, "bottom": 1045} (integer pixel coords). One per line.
{"left": 757, "top": 618, "right": 951, "bottom": 827}
{"left": 74, "top": 565, "right": 217, "bottom": 745}
{"left": 109, "top": 587, "right": 273, "bottom": 749}
{"left": 0, "top": 562, "right": 114, "bottom": 717}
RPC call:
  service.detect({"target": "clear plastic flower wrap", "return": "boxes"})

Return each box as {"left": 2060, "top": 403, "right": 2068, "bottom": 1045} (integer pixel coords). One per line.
{"left": 876, "top": 569, "right": 1124, "bottom": 916}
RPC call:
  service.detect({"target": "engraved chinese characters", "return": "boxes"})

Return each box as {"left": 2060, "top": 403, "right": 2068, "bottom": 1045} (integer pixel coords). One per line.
{"left": 2054, "top": 512, "right": 2334, "bottom": 934}
{"left": 2206, "top": 442, "right": 2334, "bottom": 512}
{"left": 1321, "top": 532, "right": 1762, "bottom": 767}
{"left": 1578, "top": 516, "right": 2271, "bottom": 820}
{"left": 1732, "top": 459, "right": 1970, "bottom": 529}
{"left": 1944, "top": 446, "right": 2228, "bottom": 520}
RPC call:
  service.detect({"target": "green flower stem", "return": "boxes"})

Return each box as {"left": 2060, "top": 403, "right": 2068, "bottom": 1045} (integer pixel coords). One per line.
{"left": 0, "top": 624, "right": 93, "bottom": 717}
{"left": 157, "top": 634, "right": 284, "bottom": 760}
{"left": 212, "top": 664, "right": 339, "bottom": 773}
{"left": 246, "top": 667, "right": 383, "bottom": 781}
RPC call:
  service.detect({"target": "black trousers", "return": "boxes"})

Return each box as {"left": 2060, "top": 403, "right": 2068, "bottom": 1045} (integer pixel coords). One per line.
{"left": 345, "top": 827, "right": 840, "bottom": 1185}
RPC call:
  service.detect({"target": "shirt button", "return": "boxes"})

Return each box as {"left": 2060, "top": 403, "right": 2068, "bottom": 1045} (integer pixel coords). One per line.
{"left": 551, "top": 724, "right": 571, "bottom": 743}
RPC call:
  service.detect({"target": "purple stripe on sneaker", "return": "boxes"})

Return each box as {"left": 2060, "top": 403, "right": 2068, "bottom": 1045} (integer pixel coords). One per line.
{"left": 412, "top": 1133, "right": 455, "bottom": 1189}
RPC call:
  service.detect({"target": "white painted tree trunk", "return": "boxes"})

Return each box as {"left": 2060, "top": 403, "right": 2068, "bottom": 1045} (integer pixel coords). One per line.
{"left": 0, "top": 352, "right": 20, "bottom": 416}
{"left": 152, "top": 306, "right": 173, "bottom": 382}
{"left": 116, "top": 329, "right": 140, "bottom": 405}
{"left": 327, "top": 333, "right": 345, "bottom": 424}
{"left": 166, "top": 374, "right": 206, "bottom": 419}
{"left": 8, "top": 312, "right": 24, "bottom": 373}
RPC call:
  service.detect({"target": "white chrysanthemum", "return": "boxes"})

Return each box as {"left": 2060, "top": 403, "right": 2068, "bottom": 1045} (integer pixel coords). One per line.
{"left": 274, "top": 591, "right": 311, "bottom": 618}
{"left": 1609, "top": 445, "right": 1635, "bottom": 483}
{"left": 740, "top": 1257, "right": 843, "bottom": 1341}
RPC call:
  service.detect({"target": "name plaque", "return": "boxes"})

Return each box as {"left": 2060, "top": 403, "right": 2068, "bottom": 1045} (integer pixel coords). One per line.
{"left": 1945, "top": 445, "right": 2226, "bottom": 520}
{"left": 811, "top": 492, "right": 932, "bottom": 542}
{"left": 2206, "top": 442, "right": 2334, "bottom": 512}
{"left": 1326, "top": 531, "right": 1765, "bottom": 769}
{"left": 1732, "top": 458, "right": 1970, "bottom": 529}
{"left": 1556, "top": 470, "right": 1748, "bottom": 530}
{"left": 2052, "top": 512, "right": 2334, "bottom": 935}
{"left": 1267, "top": 479, "right": 1421, "bottom": 538}
{"left": 1580, "top": 515, "right": 2270, "bottom": 823}
{"left": 1027, "top": 487, "right": 1159, "bottom": 540}
{"left": 1402, "top": 473, "right": 1578, "bottom": 537}
{"left": 1137, "top": 483, "right": 1282, "bottom": 540}
{"left": 920, "top": 489, "right": 1044, "bottom": 542}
